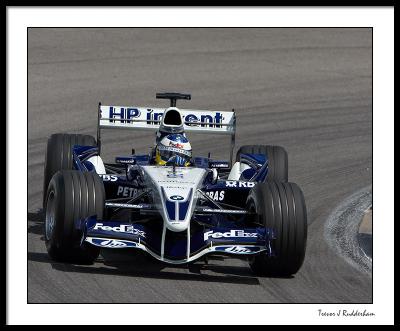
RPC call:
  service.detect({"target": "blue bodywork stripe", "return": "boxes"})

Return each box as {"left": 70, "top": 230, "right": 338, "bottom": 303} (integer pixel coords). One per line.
{"left": 165, "top": 200, "right": 176, "bottom": 221}
{"left": 179, "top": 189, "right": 192, "bottom": 220}
{"left": 161, "top": 187, "right": 176, "bottom": 221}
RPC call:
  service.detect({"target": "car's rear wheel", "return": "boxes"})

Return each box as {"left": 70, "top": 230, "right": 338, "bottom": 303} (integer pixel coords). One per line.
{"left": 43, "top": 133, "right": 97, "bottom": 208}
{"left": 45, "top": 170, "right": 104, "bottom": 264}
{"left": 247, "top": 181, "right": 307, "bottom": 276}
{"left": 236, "top": 145, "right": 288, "bottom": 182}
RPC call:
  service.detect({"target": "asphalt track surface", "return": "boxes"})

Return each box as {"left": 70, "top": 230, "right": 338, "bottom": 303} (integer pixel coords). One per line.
{"left": 28, "top": 28, "right": 372, "bottom": 303}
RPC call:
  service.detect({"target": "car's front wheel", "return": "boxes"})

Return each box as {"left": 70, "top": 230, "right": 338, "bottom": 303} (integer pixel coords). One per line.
{"left": 247, "top": 181, "right": 307, "bottom": 276}
{"left": 45, "top": 170, "right": 104, "bottom": 264}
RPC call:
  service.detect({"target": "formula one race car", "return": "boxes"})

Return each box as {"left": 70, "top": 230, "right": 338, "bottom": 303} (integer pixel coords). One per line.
{"left": 43, "top": 92, "right": 307, "bottom": 276}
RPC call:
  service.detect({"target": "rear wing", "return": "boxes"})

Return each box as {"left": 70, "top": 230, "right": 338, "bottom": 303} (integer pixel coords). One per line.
{"left": 96, "top": 103, "right": 237, "bottom": 165}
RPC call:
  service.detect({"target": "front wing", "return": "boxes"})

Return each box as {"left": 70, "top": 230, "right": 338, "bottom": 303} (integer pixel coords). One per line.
{"left": 82, "top": 217, "right": 275, "bottom": 264}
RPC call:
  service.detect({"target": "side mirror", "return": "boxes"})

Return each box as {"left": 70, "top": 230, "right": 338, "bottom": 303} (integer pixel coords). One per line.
{"left": 211, "top": 168, "right": 218, "bottom": 184}
{"left": 126, "top": 164, "right": 139, "bottom": 181}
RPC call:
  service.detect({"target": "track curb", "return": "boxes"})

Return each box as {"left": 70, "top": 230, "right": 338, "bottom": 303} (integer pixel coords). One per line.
{"left": 325, "top": 186, "right": 372, "bottom": 274}
{"left": 358, "top": 208, "right": 372, "bottom": 259}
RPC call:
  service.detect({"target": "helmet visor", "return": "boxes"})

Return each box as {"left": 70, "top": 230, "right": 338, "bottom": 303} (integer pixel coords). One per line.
{"left": 157, "top": 145, "right": 191, "bottom": 166}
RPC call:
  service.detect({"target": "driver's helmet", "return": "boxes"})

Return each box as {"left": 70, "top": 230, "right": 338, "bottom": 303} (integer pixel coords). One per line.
{"left": 155, "top": 134, "right": 192, "bottom": 167}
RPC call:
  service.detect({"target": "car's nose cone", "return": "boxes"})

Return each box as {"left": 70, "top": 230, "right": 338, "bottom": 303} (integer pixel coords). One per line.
{"left": 142, "top": 166, "right": 207, "bottom": 232}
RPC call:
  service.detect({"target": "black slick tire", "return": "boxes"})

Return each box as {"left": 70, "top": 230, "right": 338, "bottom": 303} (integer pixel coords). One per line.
{"left": 247, "top": 181, "right": 307, "bottom": 276}
{"left": 44, "top": 170, "right": 104, "bottom": 264}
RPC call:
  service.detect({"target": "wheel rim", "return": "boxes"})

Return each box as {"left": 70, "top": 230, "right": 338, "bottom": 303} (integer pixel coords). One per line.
{"left": 45, "top": 191, "right": 56, "bottom": 241}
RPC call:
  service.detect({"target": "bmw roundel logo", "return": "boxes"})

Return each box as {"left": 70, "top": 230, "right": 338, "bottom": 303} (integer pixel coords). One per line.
{"left": 170, "top": 195, "right": 184, "bottom": 201}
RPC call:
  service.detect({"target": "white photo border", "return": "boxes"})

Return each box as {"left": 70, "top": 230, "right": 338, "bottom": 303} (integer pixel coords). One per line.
{"left": 7, "top": 6, "right": 394, "bottom": 325}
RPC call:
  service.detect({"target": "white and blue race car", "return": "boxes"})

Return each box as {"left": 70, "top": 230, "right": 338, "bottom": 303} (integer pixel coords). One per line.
{"left": 43, "top": 93, "right": 307, "bottom": 276}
